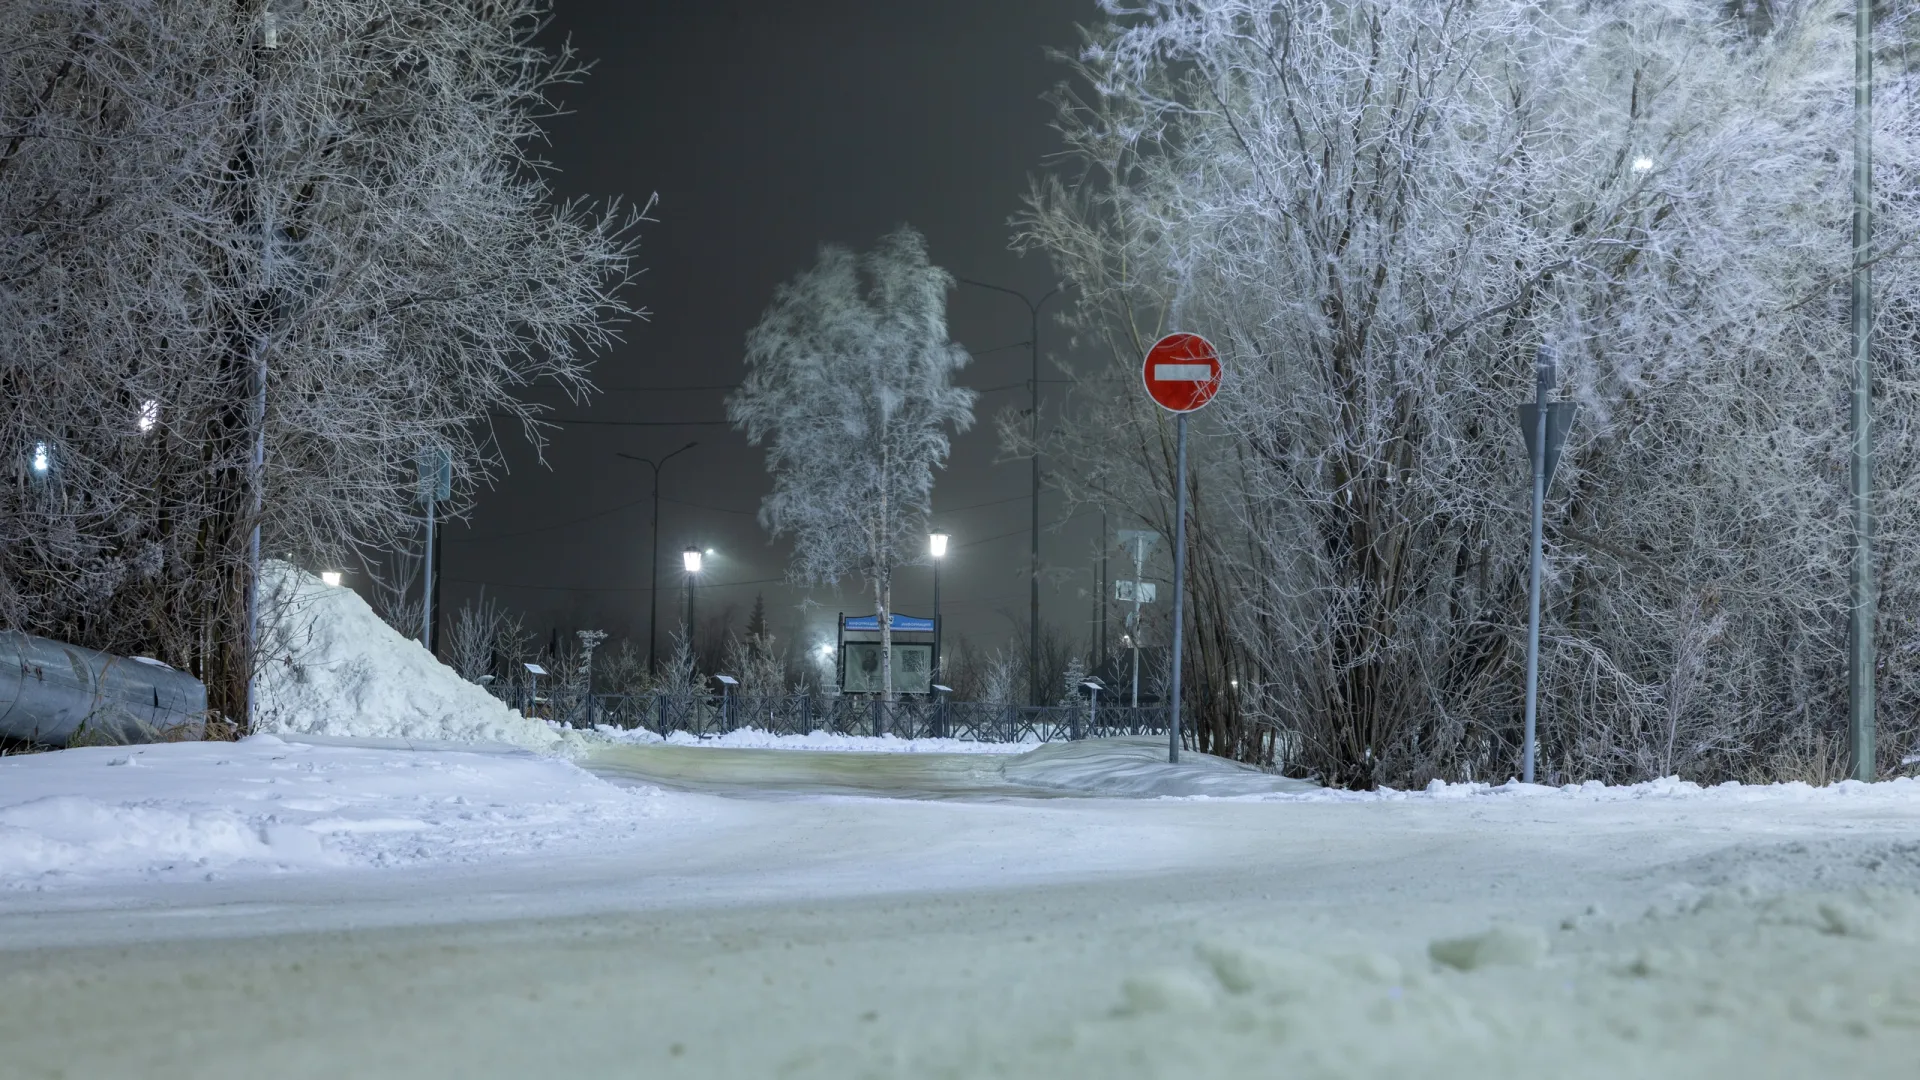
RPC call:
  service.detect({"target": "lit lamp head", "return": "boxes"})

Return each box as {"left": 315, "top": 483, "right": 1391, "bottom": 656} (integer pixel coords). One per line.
{"left": 929, "top": 532, "right": 949, "bottom": 559}
{"left": 320, "top": 571, "right": 343, "bottom": 588}
{"left": 30, "top": 442, "right": 51, "bottom": 476}
{"left": 682, "top": 547, "right": 703, "bottom": 574}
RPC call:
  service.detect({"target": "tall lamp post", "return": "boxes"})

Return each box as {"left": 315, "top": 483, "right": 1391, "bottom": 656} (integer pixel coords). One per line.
{"left": 682, "top": 547, "right": 704, "bottom": 669}
{"left": 957, "top": 278, "right": 1066, "bottom": 706}
{"left": 617, "top": 441, "right": 698, "bottom": 677}
{"left": 929, "top": 531, "right": 949, "bottom": 680}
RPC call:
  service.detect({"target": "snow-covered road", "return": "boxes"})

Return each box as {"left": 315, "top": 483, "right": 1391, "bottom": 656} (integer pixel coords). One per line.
{"left": 3, "top": 738, "right": 1920, "bottom": 1078}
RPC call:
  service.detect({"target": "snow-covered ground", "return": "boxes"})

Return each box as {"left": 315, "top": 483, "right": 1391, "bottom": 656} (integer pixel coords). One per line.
{"left": 0, "top": 735, "right": 679, "bottom": 888}
{"left": 4, "top": 733, "right": 1920, "bottom": 1077}
{"left": 600, "top": 723, "right": 1040, "bottom": 753}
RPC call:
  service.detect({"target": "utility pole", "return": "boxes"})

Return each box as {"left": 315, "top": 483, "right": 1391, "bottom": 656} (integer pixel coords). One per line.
{"left": 617, "top": 442, "right": 698, "bottom": 677}
{"left": 417, "top": 449, "right": 451, "bottom": 652}
{"left": 957, "top": 279, "right": 1065, "bottom": 705}
{"left": 1849, "top": 0, "right": 1877, "bottom": 782}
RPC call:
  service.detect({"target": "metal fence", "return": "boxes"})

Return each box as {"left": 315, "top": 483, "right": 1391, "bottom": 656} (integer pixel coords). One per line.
{"left": 500, "top": 686, "right": 1168, "bottom": 745}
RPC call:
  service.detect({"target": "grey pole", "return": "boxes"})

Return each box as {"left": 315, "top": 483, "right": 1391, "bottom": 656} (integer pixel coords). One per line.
{"left": 1130, "top": 535, "right": 1146, "bottom": 709}
{"left": 1849, "top": 0, "right": 1877, "bottom": 782}
{"left": 617, "top": 443, "right": 697, "bottom": 677}
{"left": 1168, "top": 414, "right": 1190, "bottom": 765}
{"left": 932, "top": 557, "right": 942, "bottom": 681}
{"left": 1522, "top": 349, "right": 1554, "bottom": 784}
{"left": 1099, "top": 508, "right": 1109, "bottom": 670}
{"left": 421, "top": 495, "right": 436, "bottom": 651}
{"left": 955, "top": 278, "right": 1062, "bottom": 706}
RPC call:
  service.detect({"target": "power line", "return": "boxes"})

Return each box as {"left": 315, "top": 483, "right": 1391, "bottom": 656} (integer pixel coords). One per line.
{"left": 444, "top": 496, "right": 650, "bottom": 544}
{"left": 934, "top": 493, "right": 1029, "bottom": 515}
{"left": 492, "top": 415, "right": 734, "bottom": 427}
{"left": 660, "top": 495, "right": 758, "bottom": 516}
{"left": 446, "top": 574, "right": 788, "bottom": 595}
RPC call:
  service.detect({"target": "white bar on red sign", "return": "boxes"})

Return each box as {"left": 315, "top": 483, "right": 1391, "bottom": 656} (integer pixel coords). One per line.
{"left": 1154, "top": 364, "right": 1212, "bottom": 381}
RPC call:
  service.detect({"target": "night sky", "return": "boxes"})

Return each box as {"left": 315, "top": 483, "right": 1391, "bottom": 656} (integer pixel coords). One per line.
{"left": 439, "top": 0, "right": 1107, "bottom": 662}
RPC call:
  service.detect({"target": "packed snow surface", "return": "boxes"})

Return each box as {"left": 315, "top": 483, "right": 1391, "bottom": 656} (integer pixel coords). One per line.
{"left": 0, "top": 735, "right": 674, "bottom": 888}
{"left": 586, "top": 735, "right": 1316, "bottom": 799}
{"left": 253, "top": 562, "right": 573, "bottom": 753}
{"left": 6, "top": 733, "right": 1920, "bottom": 1077}
{"left": 599, "top": 725, "right": 1036, "bottom": 754}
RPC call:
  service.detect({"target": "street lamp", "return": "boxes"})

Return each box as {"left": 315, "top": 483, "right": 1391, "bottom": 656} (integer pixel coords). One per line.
{"left": 320, "top": 571, "right": 343, "bottom": 588}
{"left": 29, "top": 442, "right": 50, "bottom": 476}
{"left": 929, "top": 531, "right": 949, "bottom": 679}
{"left": 956, "top": 278, "right": 1069, "bottom": 705}
{"left": 615, "top": 441, "right": 698, "bottom": 676}
{"left": 682, "top": 547, "right": 704, "bottom": 670}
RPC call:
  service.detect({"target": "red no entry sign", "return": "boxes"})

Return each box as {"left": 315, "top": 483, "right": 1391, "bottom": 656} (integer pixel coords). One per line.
{"left": 1142, "top": 332, "right": 1221, "bottom": 413}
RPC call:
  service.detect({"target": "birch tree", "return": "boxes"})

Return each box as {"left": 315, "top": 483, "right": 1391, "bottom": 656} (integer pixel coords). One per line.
{"left": 1, "top": 1, "right": 640, "bottom": 722}
{"left": 730, "top": 227, "right": 975, "bottom": 701}
{"left": 1024, "top": 0, "right": 1920, "bottom": 785}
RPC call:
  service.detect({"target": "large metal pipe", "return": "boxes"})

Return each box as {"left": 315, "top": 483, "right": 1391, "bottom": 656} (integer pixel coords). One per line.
{"left": 0, "top": 631, "right": 208, "bottom": 747}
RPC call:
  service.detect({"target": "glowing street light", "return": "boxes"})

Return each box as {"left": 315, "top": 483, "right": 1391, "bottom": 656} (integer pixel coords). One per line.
{"left": 137, "top": 400, "right": 160, "bottom": 434}
{"left": 1631, "top": 155, "right": 1654, "bottom": 174}
{"left": 929, "top": 532, "right": 949, "bottom": 679}
{"left": 30, "top": 442, "right": 50, "bottom": 476}
{"left": 320, "top": 571, "right": 343, "bottom": 587}
{"left": 682, "top": 547, "right": 705, "bottom": 669}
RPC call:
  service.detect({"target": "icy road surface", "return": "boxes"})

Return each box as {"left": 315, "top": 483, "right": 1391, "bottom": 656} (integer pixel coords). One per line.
{"left": 3, "top": 737, "right": 1920, "bottom": 1078}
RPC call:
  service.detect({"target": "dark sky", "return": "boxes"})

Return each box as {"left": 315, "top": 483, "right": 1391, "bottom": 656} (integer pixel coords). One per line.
{"left": 440, "top": 0, "right": 1107, "bottom": 664}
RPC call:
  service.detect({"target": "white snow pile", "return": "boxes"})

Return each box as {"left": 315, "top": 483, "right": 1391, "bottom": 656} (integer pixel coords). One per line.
{"left": 599, "top": 725, "right": 1035, "bottom": 754}
{"left": 0, "top": 735, "right": 677, "bottom": 889}
{"left": 254, "top": 562, "right": 574, "bottom": 753}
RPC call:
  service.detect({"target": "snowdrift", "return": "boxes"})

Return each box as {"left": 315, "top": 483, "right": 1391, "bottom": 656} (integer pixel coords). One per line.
{"left": 586, "top": 734, "right": 1318, "bottom": 800}
{"left": 254, "top": 562, "right": 571, "bottom": 753}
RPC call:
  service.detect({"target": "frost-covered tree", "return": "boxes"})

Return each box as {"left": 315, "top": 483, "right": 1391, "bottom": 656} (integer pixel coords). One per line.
{"left": 730, "top": 227, "right": 975, "bottom": 701}
{"left": 1024, "top": 0, "right": 1920, "bottom": 785}
{"left": 0, "top": 1, "right": 640, "bottom": 723}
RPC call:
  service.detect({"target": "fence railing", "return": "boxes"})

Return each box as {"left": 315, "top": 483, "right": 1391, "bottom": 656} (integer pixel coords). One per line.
{"left": 497, "top": 686, "right": 1169, "bottom": 745}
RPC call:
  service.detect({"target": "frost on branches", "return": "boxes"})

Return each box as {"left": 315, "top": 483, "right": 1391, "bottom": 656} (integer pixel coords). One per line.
{"left": 729, "top": 227, "right": 975, "bottom": 702}
{"left": 1024, "top": 0, "right": 1920, "bottom": 786}
{"left": 0, "top": 2, "right": 641, "bottom": 721}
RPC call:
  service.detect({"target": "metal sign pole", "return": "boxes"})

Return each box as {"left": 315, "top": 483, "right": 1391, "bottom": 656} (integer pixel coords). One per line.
{"left": 1522, "top": 351, "right": 1552, "bottom": 784}
{"left": 1849, "top": 0, "right": 1877, "bottom": 782}
{"left": 1168, "top": 413, "right": 1190, "bottom": 765}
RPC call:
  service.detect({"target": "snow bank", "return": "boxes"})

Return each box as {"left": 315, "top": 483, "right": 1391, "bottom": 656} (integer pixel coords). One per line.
{"left": 1252, "top": 772, "right": 1920, "bottom": 805}
{"left": 0, "top": 735, "right": 677, "bottom": 889}
{"left": 999, "top": 736, "right": 1319, "bottom": 798}
{"left": 255, "top": 562, "right": 574, "bottom": 753}
{"left": 599, "top": 725, "right": 1034, "bottom": 754}
{"left": 588, "top": 733, "right": 1319, "bottom": 800}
